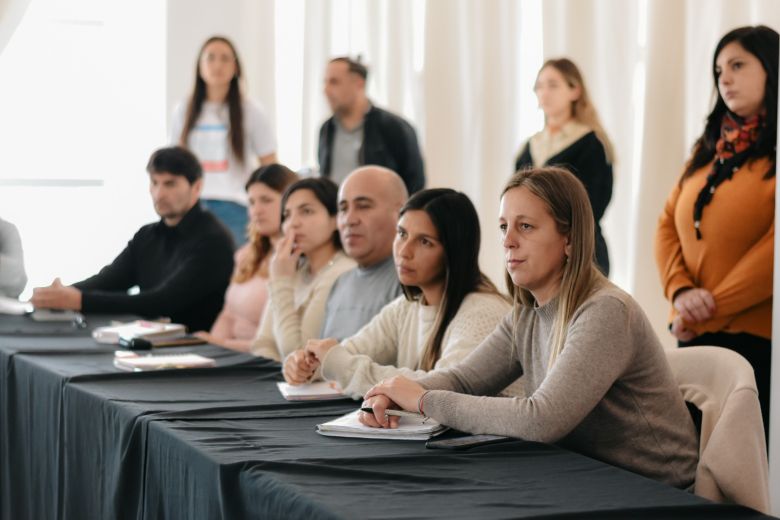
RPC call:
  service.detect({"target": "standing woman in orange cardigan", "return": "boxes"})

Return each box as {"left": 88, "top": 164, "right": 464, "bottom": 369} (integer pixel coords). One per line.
{"left": 655, "top": 25, "right": 777, "bottom": 430}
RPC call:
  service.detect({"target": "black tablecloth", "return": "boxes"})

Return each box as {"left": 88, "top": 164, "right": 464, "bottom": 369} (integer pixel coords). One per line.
{"left": 0, "top": 316, "right": 774, "bottom": 520}
{"left": 0, "top": 313, "right": 139, "bottom": 336}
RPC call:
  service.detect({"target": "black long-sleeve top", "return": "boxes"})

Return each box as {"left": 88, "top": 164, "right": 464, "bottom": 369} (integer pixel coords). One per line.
{"left": 74, "top": 204, "right": 234, "bottom": 331}
{"left": 515, "top": 131, "right": 613, "bottom": 275}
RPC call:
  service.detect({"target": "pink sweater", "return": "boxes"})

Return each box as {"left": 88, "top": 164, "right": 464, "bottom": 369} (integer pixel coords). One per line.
{"left": 210, "top": 246, "right": 269, "bottom": 342}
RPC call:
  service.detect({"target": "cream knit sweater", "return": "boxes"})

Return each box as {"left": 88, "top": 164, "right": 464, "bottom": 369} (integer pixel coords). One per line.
{"left": 321, "top": 291, "right": 511, "bottom": 399}
{"left": 251, "top": 251, "right": 355, "bottom": 361}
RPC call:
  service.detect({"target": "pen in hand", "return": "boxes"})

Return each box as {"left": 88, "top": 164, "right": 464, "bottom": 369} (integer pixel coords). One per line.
{"left": 360, "top": 406, "right": 423, "bottom": 418}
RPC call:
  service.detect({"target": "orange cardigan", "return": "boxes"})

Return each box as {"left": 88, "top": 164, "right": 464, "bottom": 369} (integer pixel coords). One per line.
{"left": 655, "top": 157, "right": 775, "bottom": 339}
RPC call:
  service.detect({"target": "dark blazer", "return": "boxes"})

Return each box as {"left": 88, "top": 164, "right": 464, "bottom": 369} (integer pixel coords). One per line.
{"left": 318, "top": 105, "right": 425, "bottom": 194}
{"left": 515, "top": 131, "right": 613, "bottom": 275}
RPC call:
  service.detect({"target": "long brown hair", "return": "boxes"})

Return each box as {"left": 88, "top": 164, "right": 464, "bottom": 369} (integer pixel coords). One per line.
{"left": 233, "top": 164, "right": 298, "bottom": 283}
{"left": 399, "top": 189, "right": 504, "bottom": 371}
{"left": 503, "top": 167, "right": 605, "bottom": 370}
{"left": 180, "top": 36, "right": 245, "bottom": 165}
{"left": 539, "top": 58, "right": 615, "bottom": 164}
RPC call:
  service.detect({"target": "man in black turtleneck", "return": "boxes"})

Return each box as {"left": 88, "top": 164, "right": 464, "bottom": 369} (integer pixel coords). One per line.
{"left": 31, "top": 146, "right": 234, "bottom": 331}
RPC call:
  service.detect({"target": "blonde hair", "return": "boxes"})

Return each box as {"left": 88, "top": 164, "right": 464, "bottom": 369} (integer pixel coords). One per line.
{"left": 503, "top": 166, "right": 606, "bottom": 370}
{"left": 539, "top": 58, "right": 615, "bottom": 164}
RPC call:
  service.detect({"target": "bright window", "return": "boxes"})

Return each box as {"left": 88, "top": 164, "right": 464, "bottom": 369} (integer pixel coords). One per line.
{"left": 0, "top": 0, "right": 166, "bottom": 297}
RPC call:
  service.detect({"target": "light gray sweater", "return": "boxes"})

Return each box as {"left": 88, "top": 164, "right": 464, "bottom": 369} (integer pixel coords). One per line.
{"left": 417, "top": 282, "right": 698, "bottom": 489}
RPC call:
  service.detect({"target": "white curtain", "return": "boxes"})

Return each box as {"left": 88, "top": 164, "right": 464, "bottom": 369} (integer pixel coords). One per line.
{"left": 422, "top": 0, "right": 539, "bottom": 287}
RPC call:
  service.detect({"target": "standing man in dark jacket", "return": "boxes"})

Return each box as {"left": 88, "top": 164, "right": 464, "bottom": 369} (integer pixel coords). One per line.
{"left": 318, "top": 57, "right": 425, "bottom": 194}
{"left": 30, "top": 147, "right": 234, "bottom": 331}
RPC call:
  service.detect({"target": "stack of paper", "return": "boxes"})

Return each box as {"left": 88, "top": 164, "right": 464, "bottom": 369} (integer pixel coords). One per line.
{"left": 113, "top": 352, "right": 216, "bottom": 372}
{"left": 277, "top": 381, "right": 346, "bottom": 401}
{"left": 93, "top": 321, "right": 186, "bottom": 344}
{"left": 317, "top": 410, "right": 447, "bottom": 441}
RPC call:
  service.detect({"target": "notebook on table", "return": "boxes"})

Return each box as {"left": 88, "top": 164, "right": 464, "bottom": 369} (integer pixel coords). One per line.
{"left": 93, "top": 320, "right": 187, "bottom": 345}
{"left": 277, "top": 381, "right": 346, "bottom": 401}
{"left": 317, "top": 410, "right": 447, "bottom": 441}
{"left": 113, "top": 351, "right": 216, "bottom": 372}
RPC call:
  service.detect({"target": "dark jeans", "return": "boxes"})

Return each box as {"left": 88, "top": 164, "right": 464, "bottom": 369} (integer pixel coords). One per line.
{"left": 679, "top": 331, "right": 771, "bottom": 439}
{"left": 201, "top": 199, "right": 247, "bottom": 249}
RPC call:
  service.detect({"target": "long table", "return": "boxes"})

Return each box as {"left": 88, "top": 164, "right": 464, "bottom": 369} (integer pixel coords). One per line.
{"left": 0, "top": 314, "right": 773, "bottom": 519}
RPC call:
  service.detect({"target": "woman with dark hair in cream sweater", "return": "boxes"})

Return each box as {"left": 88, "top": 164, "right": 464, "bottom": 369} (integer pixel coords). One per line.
{"left": 362, "top": 167, "right": 698, "bottom": 490}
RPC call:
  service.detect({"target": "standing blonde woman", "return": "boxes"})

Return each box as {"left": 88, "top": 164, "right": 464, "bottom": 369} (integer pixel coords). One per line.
{"left": 515, "top": 58, "right": 613, "bottom": 275}
{"left": 361, "top": 167, "right": 697, "bottom": 490}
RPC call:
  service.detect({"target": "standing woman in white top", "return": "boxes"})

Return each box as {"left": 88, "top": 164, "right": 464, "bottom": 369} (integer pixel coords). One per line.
{"left": 252, "top": 178, "right": 356, "bottom": 361}
{"left": 283, "top": 189, "right": 512, "bottom": 400}
{"left": 170, "top": 36, "right": 278, "bottom": 247}
{"left": 514, "top": 58, "right": 614, "bottom": 275}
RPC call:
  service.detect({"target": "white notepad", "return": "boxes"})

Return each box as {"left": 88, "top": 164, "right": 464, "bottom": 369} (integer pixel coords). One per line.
{"left": 317, "top": 409, "right": 447, "bottom": 441}
{"left": 276, "top": 381, "right": 346, "bottom": 401}
{"left": 113, "top": 352, "right": 216, "bottom": 372}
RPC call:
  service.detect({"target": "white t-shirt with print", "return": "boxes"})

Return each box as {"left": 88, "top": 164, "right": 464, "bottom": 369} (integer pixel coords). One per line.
{"left": 169, "top": 98, "right": 276, "bottom": 204}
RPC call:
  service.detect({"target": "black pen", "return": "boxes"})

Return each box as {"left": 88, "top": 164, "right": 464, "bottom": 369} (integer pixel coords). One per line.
{"left": 360, "top": 406, "right": 423, "bottom": 418}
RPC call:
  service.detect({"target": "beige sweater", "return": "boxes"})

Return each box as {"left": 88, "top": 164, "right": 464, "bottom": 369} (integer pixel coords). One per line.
{"left": 321, "top": 292, "right": 511, "bottom": 399}
{"left": 417, "top": 282, "right": 698, "bottom": 489}
{"left": 251, "top": 251, "right": 355, "bottom": 361}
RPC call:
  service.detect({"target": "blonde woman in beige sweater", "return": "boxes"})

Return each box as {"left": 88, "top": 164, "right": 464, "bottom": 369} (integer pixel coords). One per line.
{"left": 283, "top": 189, "right": 511, "bottom": 399}
{"left": 251, "top": 178, "right": 355, "bottom": 361}
{"left": 362, "top": 168, "right": 698, "bottom": 489}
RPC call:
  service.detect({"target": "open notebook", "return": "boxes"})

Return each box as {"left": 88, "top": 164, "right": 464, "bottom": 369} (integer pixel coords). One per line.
{"left": 277, "top": 381, "right": 346, "bottom": 401}
{"left": 317, "top": 410, "right": 447, "bottom": 441}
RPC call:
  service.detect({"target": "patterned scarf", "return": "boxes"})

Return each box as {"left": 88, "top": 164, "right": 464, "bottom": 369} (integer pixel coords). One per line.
{"left": 693, "top": 111, "right": 763, "bottom": 239}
